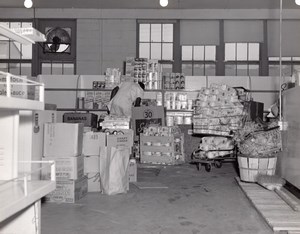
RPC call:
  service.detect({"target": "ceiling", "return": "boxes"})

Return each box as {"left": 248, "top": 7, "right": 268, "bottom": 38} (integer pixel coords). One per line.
{"left": 0, "top": 0, "right": 299, "bottom": 9}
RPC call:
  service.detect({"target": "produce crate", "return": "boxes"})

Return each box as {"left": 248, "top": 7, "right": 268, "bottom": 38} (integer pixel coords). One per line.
{"left": 140, "top": 134, "right": 184, "bottom": 165}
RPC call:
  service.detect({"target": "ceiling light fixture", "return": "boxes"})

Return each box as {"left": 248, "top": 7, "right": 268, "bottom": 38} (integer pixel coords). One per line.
{"left": 296, "top": 0, "right": 300, "bottom": 5}
{"left": 24, "top": 0, "right": 33, "bottom": 8}
{"left": 160, "top": 0, "right": 168, "bottom": 7}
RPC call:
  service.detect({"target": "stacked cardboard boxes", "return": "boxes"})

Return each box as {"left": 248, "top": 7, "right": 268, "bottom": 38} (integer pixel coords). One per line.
{"left": 43, "top": 123, "right": 88, "bottom": 203}
{"left": 82, "top": 131, "right": 104, "bottom": 192}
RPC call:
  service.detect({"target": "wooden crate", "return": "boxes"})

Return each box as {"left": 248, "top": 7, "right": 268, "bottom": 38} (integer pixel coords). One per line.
{"left": 140, "top": 134, "right": 184, "bottom": 165}
{"left": 237, "top": 154, "right": 277, "bottom": 182}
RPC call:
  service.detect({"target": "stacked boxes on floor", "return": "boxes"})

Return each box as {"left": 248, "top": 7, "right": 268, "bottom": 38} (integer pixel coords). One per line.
{"left": 82, "top": 131, "right": 104, "bottom": 192}
{"left": 140, "top": 126, "right": 185, "bottom": 165}
{"left": 43, "top": 123, "right": 87, "bottom": 203}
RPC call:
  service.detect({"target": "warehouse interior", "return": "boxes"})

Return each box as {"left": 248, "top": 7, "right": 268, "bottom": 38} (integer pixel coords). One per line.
{"left": 0, "top": 0, "right": 300, "bottom": 234}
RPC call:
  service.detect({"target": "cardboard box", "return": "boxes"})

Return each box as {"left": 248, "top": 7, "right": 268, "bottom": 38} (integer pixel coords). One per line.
{"left": 128, "top": 159, "right": 137, "bottom": 183}
{"left": 43, "top": 123, "right": 84, "bottom": 157}
{"left": 43, "top": 155, "right": 84, "bottom": 180}
{"left": 63, "top": 113, "right": 98, "bottom": 128}
{"left": 83, "top": 132, "right": 103, "bottom": 156}
{"left": 86, "top": 172, "right": 101, "bottom": 192}
{"left": 45, "top": 176, "right": 88, "bottom": 203}
{"left": 84, "top": 155, "right": 100, "bottom": 173}
{"left": 132, "top": 106, "right": 165, "bottom": 141}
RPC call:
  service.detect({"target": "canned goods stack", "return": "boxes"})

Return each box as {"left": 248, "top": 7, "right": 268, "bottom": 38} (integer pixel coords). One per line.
{"left": 100, "top": 115, "right": 131, "bottom": 129}
{"left": 166, "top": 112, "right": 193, "bottom": 126}
{"left": 124, "top": 57, "right": 162, "bottom": 90}
{"left": 164, "top": 92, "right": 193, "bottom": 111}
{"left": 163, "top": 73, "right": 185, "bottom": 90}
{"left": 140, "top": 126, "right": 184, "bottom": 165}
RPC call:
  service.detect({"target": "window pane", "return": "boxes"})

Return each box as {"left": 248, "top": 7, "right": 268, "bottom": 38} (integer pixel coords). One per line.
{"left": 52, "top": 63, "right": 63, "bottom": 75}
{"left": 282, "top": 57, "right": 292, "bottom": 61}
{"left": 193, "top": 64, "right": 204, "bottom": 76}
{"left": 151, "top": 43, "right": 161, "bottom": 60}
{"left": 194, "top": 46, "right": 204, "bottom": 60}
{"left": 63, "top": 63, "right": 74, "bottom": 75}
{"left": 139, "top": 24, "right": 150, "bottom": 42}
{"left": 151, "top": 24, "right": 161, "bottom": 42}
{"left": 0, "top": 22, "right": 9, "bottom": 40}
{"left": 139, "top": 43, "right": 150, "bottom": 59}
{"left": 21, "top": 63, "right": 31, "bottom": 76}
{"left": 248, "top": 43, "right": 259, "bottom": 61}
{"left": 205, "top": 46, "right": 216, "bottom": 61}
{"left": 162, "top": 24, "right": 173, "bottom": 42}
{"left": 10, "top": 42, "right": 21, "bottom": 59}
{"left": 225, "top": 43, "right": 236, "bottom": 61}
{"left": 161, "top": 64, "right": 173, "bottom": 73}
{"left": 10, "top": 22, "right": 21, "bottom": 29}
{"left": 21, "top": 22, "right": 32, "bottom": 28}
{"left": 42, "top": 63, "right": 52, "bottom": 74}
{"left": 22, "top": 43, "right": 32, "bottom": 59}
{"left": 225, "top": 64, "right": 236, "bottom": 76}
{"left": 182, "top": 46, "right": 192, "bottom": 60}
{"left": 0, "top": 63, "right": 8, "bottom": 72}
{"left": 293, "top": 57, "right": 300, "bottom": 61}
{"left": 0, "top": 41, "right": 9, "bottom": 59}
{"left": 237, "top": 64, "right": 248, "bottom": 76}
{"left": 9, "top": 63, "right": 20, "bottom": 75}
{"left": 269, "top": 64, "right": 292, "bottom": 77}
{"left": 249, "top": 64, "right": 259, "bottom": 76}
{"left": 236, "top": 43, "right": 247, "bottom": 61}
{"left": 205, "top": 64, "right": 216, "bottom": 75}
{"left": 269, "top": 57, "right": 279, "bottom": 61}
{"left": 162, "top": 43, "right": 173, "bottom": 60}
{"left": 182, "top": 64, "right": 193, "bottom": 76}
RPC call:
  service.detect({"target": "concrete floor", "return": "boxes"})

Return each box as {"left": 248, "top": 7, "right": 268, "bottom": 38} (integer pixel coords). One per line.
{"left": 41, "top": 163, "right": 273, "bottom": 234}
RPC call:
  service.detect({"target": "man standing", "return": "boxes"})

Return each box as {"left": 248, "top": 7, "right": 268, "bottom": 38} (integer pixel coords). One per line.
{"left": 107, "top": 81, "right": 145, "bottom": 117}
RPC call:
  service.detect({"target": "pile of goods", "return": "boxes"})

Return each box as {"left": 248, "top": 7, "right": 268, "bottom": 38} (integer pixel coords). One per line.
{"left": 125, "top": 57, "right": 162, "bottom": 90}
{"left": 195, "top": 137, "right": 234, "bottom": 159}
{"left": 100, "top": 116, "right": 130, "bottom": 129}
{"left": 234, "top": 121, "right": 281, "bottom": 156}
{"left": 140, "top": 126, "right": 184, "bottom": 165}
{"left": 193, "top": 83, "right": 246, "bottom": 136}
{"left": 163, "top": 73, "right": 185, "bottom": 90}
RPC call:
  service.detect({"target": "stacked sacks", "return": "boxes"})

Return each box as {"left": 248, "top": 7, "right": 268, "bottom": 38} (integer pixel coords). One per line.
{"left": 193, "top": 83, "right": 245, "bottom": 136}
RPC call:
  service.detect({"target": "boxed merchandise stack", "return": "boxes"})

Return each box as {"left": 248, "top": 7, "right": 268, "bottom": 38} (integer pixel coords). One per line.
{"left": 100, "top": 115, "right": 131, "bottom": 130}
{"left": 192, "top": 84, "right": 246, "bottom": 160}
{"left": 140, "top": 126, "right": 185, "bottom": 165}
{"left": 43, "top": 123, "right": 88, "bottom": 203}
{"left": 163, "top": 73, "right": 185, "bottom": 90}
{"left": 82, "top": 131, "right": 104, "bottom": 192}
{"left": 125, "top": 57, "right": 162, "bottom": 90}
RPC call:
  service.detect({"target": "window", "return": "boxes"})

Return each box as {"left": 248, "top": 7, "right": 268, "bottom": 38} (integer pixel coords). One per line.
{"left": 138, "top": 23, "right": 174, "bottom": 71}
{"left": 0, "top": 21, "right": 33, "bottom": 76}
{"left": 268, "top": 57, "right": 300, "bottom": 77}
{"left": 225, "top": 42, "right": 260, "bottom": 76}
{"left": 181, "top": 45, "right": 216, "bottom": 76}
{"left": 41, "top": 62, "right": 74, "bottom": 75}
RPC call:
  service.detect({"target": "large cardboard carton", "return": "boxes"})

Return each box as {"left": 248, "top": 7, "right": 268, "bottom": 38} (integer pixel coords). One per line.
{"left": 86, "top": 172, "right": 101, "bottom": 192}
{"left": 84, "top": 155, "right": 100, "bottom": 173}
{"left": 43, "top": 123, "right": 84, "bottom": 157}
{"left": 18, "top": 110, "right": 57, "bottom": 180}
{"left": 63, "top": 112, "right": 98, "bottom": 128}
{"left": 83, "top": 132, "right": 103, "bottom": 156}
{"left": 45, "top": 176, "right": 88, "bottom": 203}
{"left": 132, "top": 106, "right": 165, "bottom": 141}
{"left": 43, "top": 155, "right": 84, "bottom": 180}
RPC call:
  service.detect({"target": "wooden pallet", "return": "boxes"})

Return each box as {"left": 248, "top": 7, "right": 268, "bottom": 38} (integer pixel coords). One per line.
{"left": 236, "top": 177, "right": 300, "bottom": 233}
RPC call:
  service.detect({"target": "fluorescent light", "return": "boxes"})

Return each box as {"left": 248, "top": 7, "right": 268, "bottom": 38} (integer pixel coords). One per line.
{"left": 160, "top": 0, "right": 168, "bottom": 7}
{"left": 24, "top": 0, "right": 33, "bottom": 8}
{"left": 296, "top": 0, "right": 300, "bottom": 5}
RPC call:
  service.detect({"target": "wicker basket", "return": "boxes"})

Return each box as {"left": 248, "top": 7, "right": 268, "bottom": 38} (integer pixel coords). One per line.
{"left": 237, "top": 154, "right": 277, "bottom": 182}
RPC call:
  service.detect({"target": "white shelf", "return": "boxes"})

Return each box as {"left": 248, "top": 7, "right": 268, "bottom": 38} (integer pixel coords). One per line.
{"left": 0, "top": 25, "right": 35, "bottom": 45}
{"left": 0, "top": 96, "right": 44, "bottom": 111}
{"left": 0, "top": 180, "right": 56, "bottom": 222}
